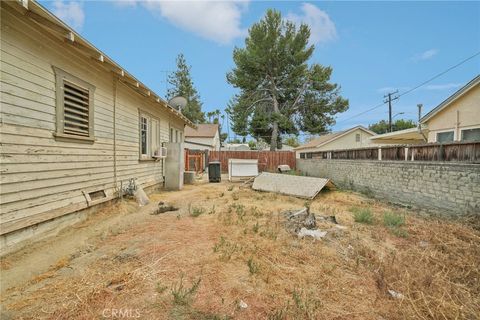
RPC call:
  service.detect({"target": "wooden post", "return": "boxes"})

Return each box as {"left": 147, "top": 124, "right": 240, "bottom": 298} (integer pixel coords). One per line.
{"left": 404, "top": 147, "right": 408, "bottom": 161}
{"left": 378, "top": 148, "right": 382, "bottom": 161}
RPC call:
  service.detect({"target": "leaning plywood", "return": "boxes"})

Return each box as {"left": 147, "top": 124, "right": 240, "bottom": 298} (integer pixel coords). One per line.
{"left": 252, "top": 172, "right": 335, "bottom": 199}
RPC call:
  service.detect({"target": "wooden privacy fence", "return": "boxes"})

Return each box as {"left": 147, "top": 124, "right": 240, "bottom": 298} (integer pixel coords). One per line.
{"left": 301, "top": 141, "right": 480, "bottom": 163}
{"left": 209, "top": 150, "right": 296, "bottom": 173}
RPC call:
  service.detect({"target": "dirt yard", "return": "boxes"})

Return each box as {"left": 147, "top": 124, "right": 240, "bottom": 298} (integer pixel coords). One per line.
{"left": 1, "top": 179, "right": 479, "bottom": 320}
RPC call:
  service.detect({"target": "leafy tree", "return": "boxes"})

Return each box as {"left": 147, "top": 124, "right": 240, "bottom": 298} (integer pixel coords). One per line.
{"left": 283, "top": 135, "right": 300, "bottom": 147}
{"left": 167, "top": 53, "right": 205, "bottom": 124}
{"left": 220, "top": 133, "right": 228, "bottom": 143}
{"left": 248, "top": 140, "right": 257, "bottom": 150}
{"left": 226, "top": 9, "right": 348, "bottom": 150}
{"left": 368, "top": 119, "right": 416, "bottom": 134}
{"left": 229, "top": 138, "right": 242, "bottom": 144}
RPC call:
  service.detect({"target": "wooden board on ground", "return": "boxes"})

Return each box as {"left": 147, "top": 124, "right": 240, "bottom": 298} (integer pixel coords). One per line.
{"left": 252, "top": 172, "right": 335, "bottom": 199}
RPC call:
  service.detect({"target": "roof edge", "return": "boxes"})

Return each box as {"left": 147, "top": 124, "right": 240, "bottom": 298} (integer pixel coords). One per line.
{"left": 295, "top": 125, "right": 376, "bottom": 150}
{"left": 16, "top": 0, "right": 195, "bottom": 128}
{"left": 421, "top": 75, "right": 480, "bottom": 123}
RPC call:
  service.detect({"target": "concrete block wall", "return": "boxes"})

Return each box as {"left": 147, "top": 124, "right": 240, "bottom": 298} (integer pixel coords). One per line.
{"left": 297, "top": 159, "right": 480, "bottom": 215}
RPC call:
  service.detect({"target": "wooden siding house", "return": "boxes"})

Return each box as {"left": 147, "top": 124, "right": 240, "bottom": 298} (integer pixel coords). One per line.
{"left": 0, "top": 0, "right": 194, "bottom": 253}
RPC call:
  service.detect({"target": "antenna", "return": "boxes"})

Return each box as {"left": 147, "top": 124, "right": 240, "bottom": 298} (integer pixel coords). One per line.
{"left": 168, "top": 96, "right": 187, "bottom": 112}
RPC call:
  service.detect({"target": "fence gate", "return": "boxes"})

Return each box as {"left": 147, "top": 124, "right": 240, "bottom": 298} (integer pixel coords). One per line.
{"left": 184, "top": 149, "right": 208, "bottom": 173}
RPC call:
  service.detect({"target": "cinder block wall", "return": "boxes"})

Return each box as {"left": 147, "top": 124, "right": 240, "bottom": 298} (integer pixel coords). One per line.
{"left": 297, "top": 159, "right": 480, "bottom": 215}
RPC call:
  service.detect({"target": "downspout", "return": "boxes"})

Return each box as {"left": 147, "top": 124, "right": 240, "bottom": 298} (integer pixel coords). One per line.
{"left": 113, "top": 74, "right": 118, "bottom": 193}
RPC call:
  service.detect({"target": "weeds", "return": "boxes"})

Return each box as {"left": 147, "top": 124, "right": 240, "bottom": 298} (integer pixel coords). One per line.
{"left": 232, "top": 192, "right": 239, "bottom": 201}
{"left": 383, "top": 212, "right": 408, "bottom": 237}
{"left": 227, "top": 185, "right": 234, "bottom": 191}
{"left": 156, "top": 282, "right": 168, "bottom": 294}
{"left": 252, "top": 222, "right": 260, "bottom": 233}
{"left": 171, "top": 275, "right": 202, "bottom": 306}
{"left": 213, "top": 236, "right": 240, "bottom": 261}
{"left": 190, "top": 206, "right": 205, "bottom": 217}
{"left": 208, "top": 205, "right": 216, "bottom": 215}
{"left": 219, "top": 192, "right": 224, "bottom": 197}
{"left": 247, "top": 257, "right": 259, "bottom": 275}
{"left": 383, "top": 212, "right": 405, "bottom": 228}
{"left": 351, "top": 207, "right": 374, "bottom": 224}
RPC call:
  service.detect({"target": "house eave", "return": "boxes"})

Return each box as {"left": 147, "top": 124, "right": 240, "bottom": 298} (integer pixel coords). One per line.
{"left": 8, "top": 0, "right": 195, "bottom": 128}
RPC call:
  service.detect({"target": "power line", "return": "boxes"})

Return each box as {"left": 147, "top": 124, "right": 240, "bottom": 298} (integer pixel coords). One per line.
{"left": 334, "top": 51, "right": 480, "bottom": 126}
{"left": 397, "top": 51, "right": 480, "bottom": 99}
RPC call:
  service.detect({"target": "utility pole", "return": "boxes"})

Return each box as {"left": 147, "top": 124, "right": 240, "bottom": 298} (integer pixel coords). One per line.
{"left": 383, "top": 90, "right": 399, "bottom": 132}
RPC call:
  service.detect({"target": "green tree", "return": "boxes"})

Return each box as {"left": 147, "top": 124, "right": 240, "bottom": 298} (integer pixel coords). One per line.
{"left": 167, "top": 53, "right": 205, "bottom": 123}
{"left": 226, "top": 9, "right": 348, "bottom": 151}
{"left": 283, "top": 135, "right": 300, "bottom": 147}
{"left": 368, "top": 119, "right": 417, "bottom": 134}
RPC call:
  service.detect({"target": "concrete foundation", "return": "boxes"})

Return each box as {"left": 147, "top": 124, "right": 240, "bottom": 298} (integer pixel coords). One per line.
{"left": 0, "top": 183, "right": 162, "bottom": 257}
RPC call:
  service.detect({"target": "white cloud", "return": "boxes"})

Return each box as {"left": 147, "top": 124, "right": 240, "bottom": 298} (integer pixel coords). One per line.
{"left": 287, "top": 3, "right": 337, "bottom": 45}
{"left": 52, "top": 0, "right": 85, "bottom": 31}
{"left": 115, "top": 0, "right": 248, "bottom": 44}
{"left": 423, "top": 83, "right": 462, "bottom": 90}
{"left": 412, "top": 49, "right": 438, "bottom": 62}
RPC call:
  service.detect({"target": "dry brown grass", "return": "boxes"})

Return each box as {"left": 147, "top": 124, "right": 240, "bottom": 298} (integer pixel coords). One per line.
{"left": 2, "top": 183, "right": 479, "bottom": 319}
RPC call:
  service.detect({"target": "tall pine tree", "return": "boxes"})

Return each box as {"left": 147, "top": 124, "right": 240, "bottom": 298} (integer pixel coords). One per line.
{"left": 226, "top": 10, "right": 349, "bottom": 150}
{"left": 167, "top": 54, "right": 205, "bottom": 123}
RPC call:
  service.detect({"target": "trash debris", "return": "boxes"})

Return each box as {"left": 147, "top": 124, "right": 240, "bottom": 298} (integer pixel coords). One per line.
{"left": 133, "top": 186, "right": 149, "bottom": 206}
{"left": 238, "top": 300, "right": 248, "bottom": 309}
{"left": 388, "top": 289, "right": 404, "bottom": 299}
{"left": 283, "top": 207, "right": 317, "bottom": 234}
{"left": 277, "top": 164, "right": 291, "bottom": 173}
{"left": 252, "top": 172, "right": 335, "bottom": 199}
{"left": 317, "top": 215, "right": 338, "bottom": 224}
{"left": 298, "top": 227, "right": 327, "bottom": 240}
{"left": 151, "top": 201, "right": 179, "bottom": 215}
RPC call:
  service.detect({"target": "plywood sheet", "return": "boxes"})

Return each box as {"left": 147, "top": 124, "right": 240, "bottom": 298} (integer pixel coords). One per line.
{"left": 252, "top": 172, "right": 335, "bottom": 199}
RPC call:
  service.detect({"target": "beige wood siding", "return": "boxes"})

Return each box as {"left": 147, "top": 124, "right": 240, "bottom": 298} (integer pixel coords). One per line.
{"left": 0, "top": 4, "right": 185, "bottom": 235}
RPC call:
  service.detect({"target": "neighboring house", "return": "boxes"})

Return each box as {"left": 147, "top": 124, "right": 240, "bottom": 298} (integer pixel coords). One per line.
{"left": 370, "top": 75, "right": 480, "bottom": 145}
{"left": 294, "top": 126, "right": 377, "bottom": 158}
{"left": 223, "top": 143, "right": 250, "bottom": 151}
{"left": 0, "top": 1, "right": 193, "bottom": 252}
{"left": 184, "top": 123, "right": 221, "bottom": 151}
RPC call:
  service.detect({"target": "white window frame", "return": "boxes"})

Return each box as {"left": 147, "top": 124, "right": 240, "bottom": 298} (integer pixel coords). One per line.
{"left": 139, "top": 113, "right": 151, "bottom": 158}
{"left": 139, "top": 111, "right": 162, "bottom": 160}
{"left": 355, "top": 133, "right": 361, "bottom": 142}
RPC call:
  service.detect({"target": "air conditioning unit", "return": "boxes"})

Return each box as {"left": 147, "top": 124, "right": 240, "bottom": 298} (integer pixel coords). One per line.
{"left": 153, "top": 147, "right": 167, "bottom": 158}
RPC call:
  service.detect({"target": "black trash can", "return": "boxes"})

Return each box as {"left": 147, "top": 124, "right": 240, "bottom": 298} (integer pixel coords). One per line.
{"left": 208, "top": 161, "right": 221, "bottom": 183}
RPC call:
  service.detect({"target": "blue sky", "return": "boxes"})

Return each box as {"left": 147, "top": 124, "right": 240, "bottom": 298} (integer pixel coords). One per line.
{"left": 42, "top": 1, "right": 480, "bottom": 138}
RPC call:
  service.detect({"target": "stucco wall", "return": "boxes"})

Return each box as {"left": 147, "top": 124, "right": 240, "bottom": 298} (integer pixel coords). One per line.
{"left": 297, "top": 159, "right": 480, "bottom": 215}
{"left": 426, "top": 84, "right": 480, "bottom": 142}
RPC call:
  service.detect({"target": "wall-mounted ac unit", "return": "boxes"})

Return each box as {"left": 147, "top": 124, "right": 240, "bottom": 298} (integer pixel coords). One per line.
{"left": 153, "top": 147, "right": 167, "bottom": 158}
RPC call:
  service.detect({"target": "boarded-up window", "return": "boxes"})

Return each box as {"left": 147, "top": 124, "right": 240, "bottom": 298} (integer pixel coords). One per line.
{"left": 355, "top": 133, "right": 360, "bottom": 142}
{"left": 53, "top": 66, "right": 95, "bottom": 142}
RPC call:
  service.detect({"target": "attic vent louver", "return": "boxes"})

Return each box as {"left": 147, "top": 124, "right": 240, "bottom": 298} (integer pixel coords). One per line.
{"left": 63, "top": 80, "right": 90, "bottom": 136}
